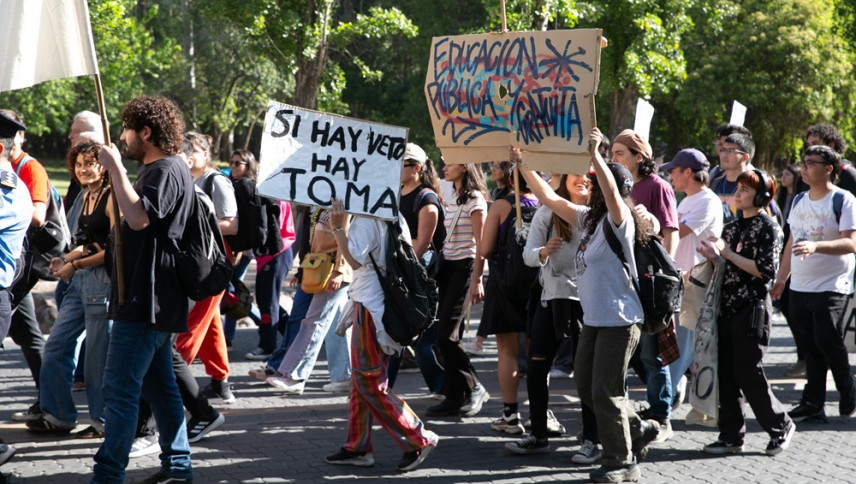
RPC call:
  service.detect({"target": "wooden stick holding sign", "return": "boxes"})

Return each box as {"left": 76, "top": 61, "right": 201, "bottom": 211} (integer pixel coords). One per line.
{"left": 256, "top": 101, "right": 409, "bottom": 220}
{"left": 92, "top": 74, "right": 125, "bottom": 305}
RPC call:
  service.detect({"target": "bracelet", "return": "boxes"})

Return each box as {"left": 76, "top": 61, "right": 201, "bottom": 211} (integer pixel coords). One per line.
{"left": 71, "top": 260, "right": 79, "bottom": 270}
{"left": 332, "top": 226, "right": 344, "bottom": 233}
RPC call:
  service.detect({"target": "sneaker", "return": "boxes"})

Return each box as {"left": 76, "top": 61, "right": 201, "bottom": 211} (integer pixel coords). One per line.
{"left": 590, "top": 459, "right": 641, "bottom": 483}
{"left": 783, "top": 360, "right": 807, "bottom": 378}
{"left": 187, "top": 412, "right": 225, "bottom": 443}
{"left": 72, "top": 381, "right": 86, "bottom": 392}
{"left": 545, "top": 409, "right": 566, "bottom": 436}
{"left": 426, "top": 398, "right": 463, "bottom": 417}
{"left": 245, "top": 347, "right": 271, "bottom": 361}
{"left": 462, "top": 340, "right": 484, "bottom": 356}
{"left": 25, "top": 417, "right": 75, "bottom": 435}
{"left": 789, "top": 401, "right": 826, "bottom": 423}
{"left": 702, "top": 439, "right": 744, "bottom": 455}
{"left": 766, "top": 421, "right": 796, "bottom": 456}
{"left": 460, "top": 384, "right": 490, "bottom": 417}
{"left": 398, "top": 434, "right": 438, "bottom": 472}
{"left": 74, "top": 425, "right": 105, "bottom": 439}
{"left": 248, "top": 367, "right": 275, "bottom": 382}
{"left": 652, "top": 418, "right": 673, "bottom": 443}
{"left": 322, "top": 380, "right": 350, "bottom": 393}
{"left": 505, "top": 434, "right": 550, "bottom": 455}
{"left": 266, "top": 376, "right": 305, "bottom": 395}
{"left": 11, "top": 401, "right": 42, "bottom": 422}
{"left": 549, "top": 368, "right": 572, "bottom": 379}
{"left": 672, "top": 375, "right": 687, "bottom": 411}
{"left": 491, "top": 412, "right": 524, "bottom": 435}
{"left": 129, "top": 434, "right": 161, "bottom": 458}
{"left": 0, "top": 442, "right": 15, "bottom": 467}
{"left": 134, "top": 472, "right": 192, "bottom": 483}
{"left": 324, "top": 447, "right": 375, "bottom": 467}
{"left": 572, "top": 439, "right": 602, "bottom": 464}
{"left": 201, "top": 379, "right": 236, "bottom": 404}
{"left": 631, "top": 419, "right": 660, "bottom": 461}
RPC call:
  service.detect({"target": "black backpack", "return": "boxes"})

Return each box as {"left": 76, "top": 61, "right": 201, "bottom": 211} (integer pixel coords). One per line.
{"left": 172, "top": 186, "right": 233, "bottom": 301}
{"left": 603, "top": 218, "right": 683, "bottom": 335}
{"left": 225, "top": 178, "right": 269, "bottom": 252}
{"left": 369, "top": 221, "right": 438, "bottom": 346}
{"left": 493, "top": 197, "right": 539, "bottom": 294}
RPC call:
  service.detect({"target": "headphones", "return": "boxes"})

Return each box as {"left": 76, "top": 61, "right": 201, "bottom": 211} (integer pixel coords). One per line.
{"left": 752, "top": 169, "right": 773, "bottom": 208}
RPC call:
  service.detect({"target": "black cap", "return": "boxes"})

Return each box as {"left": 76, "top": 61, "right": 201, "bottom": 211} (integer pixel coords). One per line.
{"left": 0, "top": 112, "right": 25, "bottom": 138}
{"left": 607, "top": 162, "right": 634, "bottom": 197}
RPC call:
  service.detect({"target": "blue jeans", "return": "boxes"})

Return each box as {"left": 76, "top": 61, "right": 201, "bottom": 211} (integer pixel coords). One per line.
{"left": 255, "top": 247, "right": 293, "bottom": 353}
{"left": 267, "top": 286, "right": 313, "bottom": 369}
{"left": 40, "top": 266, "right": 112, "bottom": 428}
{"left": 640, "top": 332, "right": 672, "bottom": 419}
{"left": 669, "top": 317, "right": 695, "bottom": 396}
{"left": 92, "top": 321, "right": 191, "bottom": 484}
{"left": 275, "top": 285, "right": 350, "bottom": 382}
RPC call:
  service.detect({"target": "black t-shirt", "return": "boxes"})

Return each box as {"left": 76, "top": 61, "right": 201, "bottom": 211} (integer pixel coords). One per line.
{"left": 399, "top": 186, "right": 446, "bottom": 253}
{"left": 109, "top": 156, "right": 195, "bottom": 332}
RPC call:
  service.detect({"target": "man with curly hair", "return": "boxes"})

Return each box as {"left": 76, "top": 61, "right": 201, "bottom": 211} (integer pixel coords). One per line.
{"left": 91, "top": 95, "right": 196, "bottom": 484}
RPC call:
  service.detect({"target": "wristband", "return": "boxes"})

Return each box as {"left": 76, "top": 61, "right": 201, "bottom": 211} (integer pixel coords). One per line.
{"left": 332, "top": 226, "right": 344, "bottom": 233}
{"left": 71, "top": 260, "right": 79, "bottom": 270}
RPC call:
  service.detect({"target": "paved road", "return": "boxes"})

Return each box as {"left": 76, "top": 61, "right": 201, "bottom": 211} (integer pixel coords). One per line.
{"left": 1, "top": 288, "right": 855, "bottom": 482}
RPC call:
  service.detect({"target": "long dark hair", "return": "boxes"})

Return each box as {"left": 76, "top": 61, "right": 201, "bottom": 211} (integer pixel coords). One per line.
{"left": 775, "top": 164, "right": 800, "bottom": 209}
{"left": 231, "top": 149, "right": 258, "bottom": 181}
{"left": 552, "top": 175, "right": 574, "bottom": 242}
{"left": 455, "top": 163, "right": 488, "bottom": 206}
{"left": 420, "top": 158, "right": 444, "bottom": 206}
{"left": 584, "top": 178, "right": 652, "bottom": 245}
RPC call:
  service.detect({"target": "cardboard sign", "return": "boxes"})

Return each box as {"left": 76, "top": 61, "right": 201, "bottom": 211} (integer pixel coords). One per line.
{"left": 633, "top": 98, "right": 655, "bottom": 142}
{"left": 257, "top": 102, "right": 408, "bottom": 220}
{"left": 425, "top": 29, "right": 602, "bottom": 174}
{"left": 729, "top": 100, "right": 747, "bottom": 127}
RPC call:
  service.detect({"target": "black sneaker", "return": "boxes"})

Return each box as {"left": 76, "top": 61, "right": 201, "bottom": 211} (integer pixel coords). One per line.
{"left": 0, "top": 442, "right": 15, "bottom": 466}
{"left": 187, "top": 412, "right": 225, "bottom": 443}
{"left": 702, "top": 439, "right": 744, "bottom": 455}
{"left": 397, "top": 438, "right": 437, "bottom": 472}
{"left": 325, "top": 448, "right": 375, "bottom": 467}
{"left": 11, "top": 401, "right": 42, "bottom": 422}
{"left": 201, "top": 379, "right": 236, "bottom": 404}
{"left": 25, "top": 417, "right": 74, "bottom": 434}
{"left": 766, "top": 421, "right": 796, "bottom": 456}
{"left": 789, "top": 401, "right": 826, "bottom": 423}
{"left": 631, "top": 419, "right": 660, "bottom": 461}
{"left": 133, "top": 472, "right": 192, "bottom": 483}
{"left": 426, "top": 398, "right": 463, "bottom": 417}
{"left": 840, "top": 386, "right": 856, "bottom": 418}
{"left": 505, "top": 434, "right": 550, "bottom": 455}
{"left": 589, "top": 458, "right": 641, "bottom": 483}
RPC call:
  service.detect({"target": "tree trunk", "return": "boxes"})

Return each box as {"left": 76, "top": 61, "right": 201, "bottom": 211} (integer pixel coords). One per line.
{"left": 609, "top": 84, "right": 639, "bottom": 140}
{"left": 289, "top": 0, "right": 335, "bottom": 110}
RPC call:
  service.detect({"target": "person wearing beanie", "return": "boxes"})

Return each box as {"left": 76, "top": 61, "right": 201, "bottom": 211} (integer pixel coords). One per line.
{"left": 612, "top": 128, "right": 680, "bottom": 442}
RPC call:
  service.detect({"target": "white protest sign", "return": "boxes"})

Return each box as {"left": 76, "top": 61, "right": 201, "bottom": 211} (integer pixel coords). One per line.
{"left": 257, "top": 101, "right": 408, "bottom": 220}
{"left": 729, "top": 100, "right": 747, "bottom": 127}
{"left": 633, "top": 98, "right": 655, "bottom": 142}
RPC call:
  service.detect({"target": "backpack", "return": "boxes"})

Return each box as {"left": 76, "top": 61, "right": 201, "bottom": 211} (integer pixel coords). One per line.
{"left": 369, "top": 221, "right": 438, "bottom": 346}
{"left": 172, "top": 186, "right": 233, "bottom": 301}
{"left": 603, "top": 218, "right": 684, "bottom": 335}
{"left": 225, "top": 177, "right": 269, "bottom": 251}
{"left": 253, "top": 197, "right": 284, "bottom": 257}
{"left": 791, "top": 190, "right": 845, "bottom": 224}
{"left": 493, "top": 196, "right": 539, "bottom": 294}
{"left": 16, "top": 155, "right": 70, "bottom": 281}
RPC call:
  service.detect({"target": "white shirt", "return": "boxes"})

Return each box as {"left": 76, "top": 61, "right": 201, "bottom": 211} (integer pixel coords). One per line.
{"left": 674, "top": 188, "right": 724, "bottom": 272}
{"left": 788, "top": 187, "right": 856, "bottom": 294}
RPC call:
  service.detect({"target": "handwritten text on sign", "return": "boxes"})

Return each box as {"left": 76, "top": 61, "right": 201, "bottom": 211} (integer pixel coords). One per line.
{"left": 257, "top": 102, "right": 408, "bottom": 220}
{"left": 424, "top": 29, "right": 602, "bottom": 171}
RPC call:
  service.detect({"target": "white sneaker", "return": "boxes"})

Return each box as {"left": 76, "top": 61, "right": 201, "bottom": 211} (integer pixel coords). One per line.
{"left": 248, "top": 366, "right": 276, "bottom": 382}
{"left": 129, "top": 434, "right": 160, "bottom": 458}
{"left": 322, "top": 380, "right": 350, "bottom": 393}
{"left": 549, "top": 368, "right": 572, "bottom": 379}
{"left": 572, "top": 439, "right": 602, "bottom": 464}
{"left": 672, "top": 375, "right": 687, "bottom": 411}
{"left": 245, "top": 347, "right": 271, "bottom": 361}
{"left": 267, "top": 376, "right": 305, "bottom": 395}
{"left": 490, "top": 412, "right": 525, "bottom": 434}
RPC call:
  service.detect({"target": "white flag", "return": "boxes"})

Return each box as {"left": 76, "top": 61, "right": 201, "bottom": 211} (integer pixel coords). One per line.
{"left": 0, "top": 0, "right": 99, "bottom": 92}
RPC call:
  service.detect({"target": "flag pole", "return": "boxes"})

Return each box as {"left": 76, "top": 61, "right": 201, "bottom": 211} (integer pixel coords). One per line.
{"left": 93, "top": 73, "right": 125, "bottom": 305}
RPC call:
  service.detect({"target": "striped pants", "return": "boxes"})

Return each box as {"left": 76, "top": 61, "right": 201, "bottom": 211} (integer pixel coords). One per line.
{"left": 345, "top": 304, "right": 435, "bottom": 453}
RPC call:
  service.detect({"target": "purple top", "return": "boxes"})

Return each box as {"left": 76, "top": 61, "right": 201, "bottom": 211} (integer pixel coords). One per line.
{"left": 631, "top": 174, "right": 679, "bottom": 232}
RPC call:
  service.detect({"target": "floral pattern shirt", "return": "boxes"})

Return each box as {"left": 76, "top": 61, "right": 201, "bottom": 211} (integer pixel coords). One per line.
{"left": 719, "top": 213, "right": 783, "bottom": 319}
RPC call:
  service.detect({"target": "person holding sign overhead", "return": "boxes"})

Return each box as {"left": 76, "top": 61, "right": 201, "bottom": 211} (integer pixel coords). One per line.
{"left": 425, "top": 163, "right": 491, "bottom": 418}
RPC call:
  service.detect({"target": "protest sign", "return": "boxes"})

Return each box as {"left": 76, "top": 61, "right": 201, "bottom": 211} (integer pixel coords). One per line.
{"left": 729, "top": 100, "right": 747, "bottom": 127}
{"left": 633, "top": 98, "right": 655, "bottom": 142}
{"left": 257, "top": 102, "right": 408, "bottom": 220}
{"left": 425, "top": 29, "right": 602, "bottom": 174}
